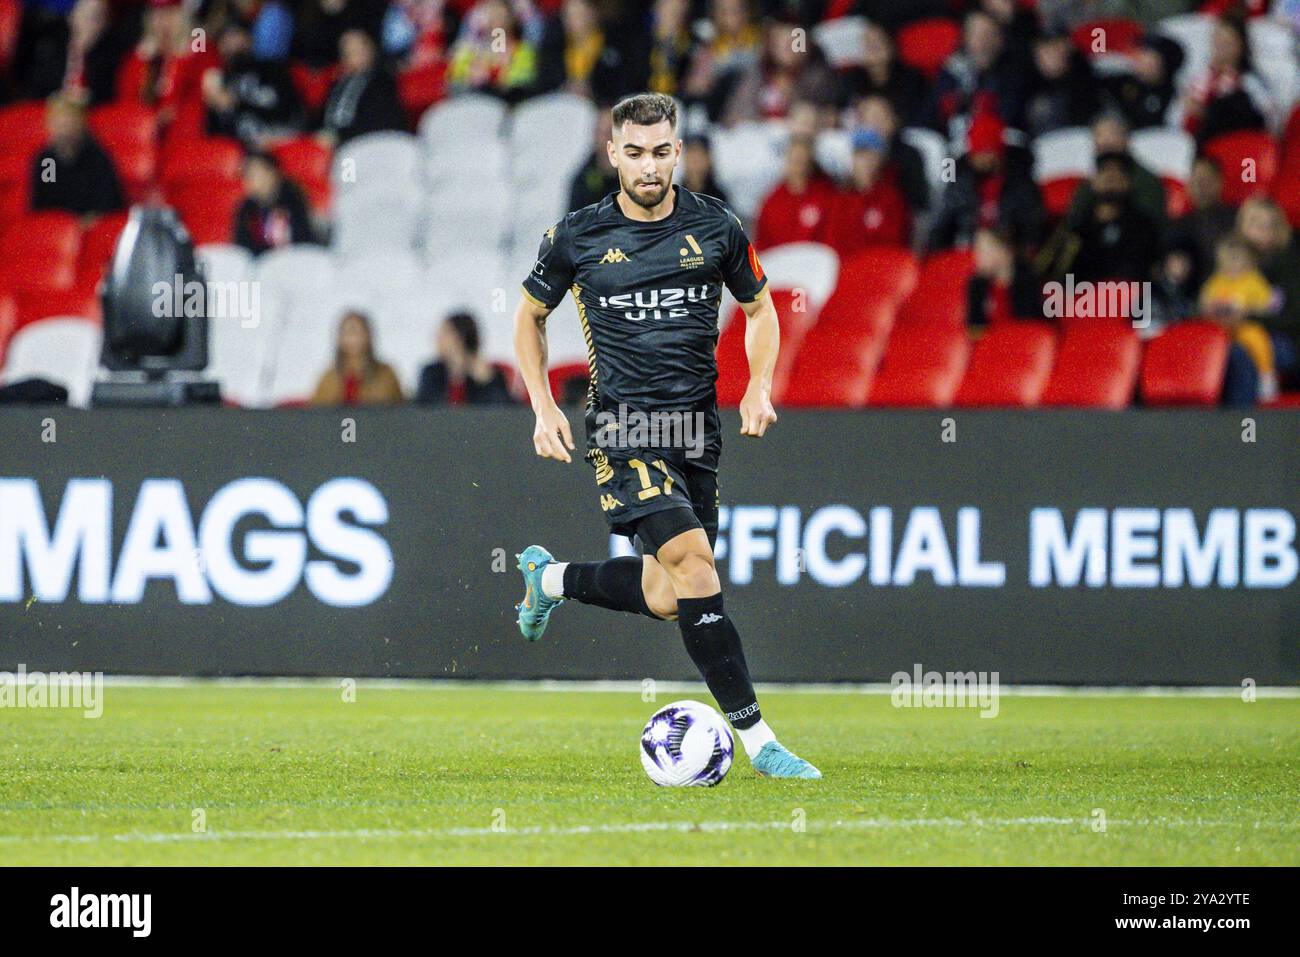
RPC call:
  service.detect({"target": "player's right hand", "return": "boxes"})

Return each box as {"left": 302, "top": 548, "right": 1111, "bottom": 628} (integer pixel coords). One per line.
{"left": 533, "top": 404, "right": 576, "bottom": 463}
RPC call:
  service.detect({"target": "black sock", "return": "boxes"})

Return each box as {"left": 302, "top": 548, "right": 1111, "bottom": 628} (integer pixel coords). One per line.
{"left": 676, "top": 592, "right": 761, "bottom": 729}
{"left": 562, "top": 558, "right": 661, "bottom": 619}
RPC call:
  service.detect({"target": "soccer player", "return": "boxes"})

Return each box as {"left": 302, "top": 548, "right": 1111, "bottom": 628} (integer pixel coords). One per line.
{"left": 511, "top": 93, "right": 820, "bottom": 779}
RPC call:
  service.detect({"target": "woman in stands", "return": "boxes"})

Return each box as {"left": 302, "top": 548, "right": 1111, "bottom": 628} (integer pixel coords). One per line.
{"left": 116, "top": 0, "right": 219, "bottom": 143}
{"left": 1178, "top": 14, "right": 1274, "bottom": 144}
{"left": 311, "top": 311, "right": 404, "bottom": 406}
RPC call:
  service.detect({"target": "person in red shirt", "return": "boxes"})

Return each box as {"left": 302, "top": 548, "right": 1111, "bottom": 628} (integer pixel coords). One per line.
{"left": 821, "top": 127, "right": 911, "bottom": 257}
{"left": 754, "top": 135, "right": 836, "bottom": 249}
{"left": 116, "top": 0, "right": 220, "bottom": 143}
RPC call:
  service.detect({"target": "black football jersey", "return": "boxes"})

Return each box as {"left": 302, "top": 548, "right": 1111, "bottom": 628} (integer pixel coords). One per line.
{"left": 521, "top": 185, "right": 768, "bottom": 413}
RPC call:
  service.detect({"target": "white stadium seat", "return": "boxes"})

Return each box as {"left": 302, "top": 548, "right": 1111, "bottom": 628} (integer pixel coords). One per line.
{"left": 1157, "top": 14, "right": 1212, "bottom": 92}
{"left": 710, "top": 121, "right": 788, "bottom": 222}
{"left": 1, "top": 317, "right": 101, "bottom": 408}
{"left": 196, "top": 244, "right": 253, "bottom": 286}
{"left": 754, "top": 243, "right": 840, "bottom": 311}
{"left": 332, "top": 131, "right": 423, "bottom": 196}
{"left": 419, "top": 94, "right": 510, "bottom": 183}
{"left": 333, "top": 188, "right": 422, "bottom": 253}
{"left": 423, "top": 185, "right": 511, "bottom": 258}
{"left": 510, "top": 93, "right": 597, "bottom": 188}
{"left": 813, "top": 128, "right": 852, "bottom": 180}
{"left": 900, "top": 126, "right": 949, "bottom": 204}
{"left": 1130, "top": 128, "right": 1195, "bottom": 180}
{"left": 1032, "top": 126, "right": 1094, "bottom": 181}
{"left": 208, "top": 307, "right": 275, "bottom": 407}
{"left": 812, "top": 16, "right": 867, "bottom": 70}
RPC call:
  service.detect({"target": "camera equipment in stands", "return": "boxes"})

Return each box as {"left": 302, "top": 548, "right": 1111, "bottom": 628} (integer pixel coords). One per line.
{"left": 91, "top": 205, "right": 221, "bottom": 407}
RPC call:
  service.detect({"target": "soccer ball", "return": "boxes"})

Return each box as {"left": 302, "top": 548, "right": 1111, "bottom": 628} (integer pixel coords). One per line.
{"left": 639, "top": 700, "right": 733, "bottom": 787}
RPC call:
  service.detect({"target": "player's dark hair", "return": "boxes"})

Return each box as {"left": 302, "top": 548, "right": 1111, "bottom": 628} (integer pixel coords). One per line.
{"left": 611, "top": 93, "right": 677, "bottom": 133}
{"left": 445, "top": 311, "right": 480, "bottom": 355}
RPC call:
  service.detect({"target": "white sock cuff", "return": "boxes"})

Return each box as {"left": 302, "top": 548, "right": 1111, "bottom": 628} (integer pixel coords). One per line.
{"left": 734, "top": 719, "right": 776, "bottom": 759}
{"left": 540, "top": 561, "right": 568, "bottom": 599}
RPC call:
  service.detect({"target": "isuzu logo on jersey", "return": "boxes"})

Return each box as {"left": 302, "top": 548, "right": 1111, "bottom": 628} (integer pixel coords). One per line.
{"left": 598, "top": 284, "right": 713, "bottom": 321}
{"left": 0, "top": 477, "right": 393, "bottom": 608}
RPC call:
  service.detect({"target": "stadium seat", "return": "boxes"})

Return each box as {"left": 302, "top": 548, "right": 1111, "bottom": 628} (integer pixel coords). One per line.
{"left": 868, "top": 323, "right": 969, "bottom": 407}
{"left": 1162, "top": 176, "right": 1190, "bottom": 218}
{"left": 1130, "top": 128, "right": 1195, "bottom": 181}
{"left": 0, "top": 212, "right": 81, "bottom": 293}
{"left": 896, "top": 250, "right": 973, "bottom": 327}
{"left": 1041, "top": 175, "right": 1083, "bottom": 219}
{"left": 1070, "top": 19, "right": 1143, "bottom": 58}
{"left": 196, "top": 243, "right": 254, "bottom": 286}
{"left": 813, "top": 128, "right": 852, "bottom": 180}
{"left": 896, "top": 18, "right": 961, "bottom": 79}
{"left": 426, "top": 185, "right": 512, "bottom": 258}
{"left": 710, "top": 121, "right": 787, "bottom": 222}
{"left": 0, "top": 148, "right": 32, "bottom": 221}
{"left": 160, "top": 137, "right": 244, "bottom": 191}
{"left": 398, "top": 60, "right": 447, "bottom": 128}
{"left": 1247, "top": 17, "right": 1298, "bottom": 116}
{"left": 1032, "top": 127, "right": 1093, "bottom": 182}
{"left": 332, "top": 131, "right": 422, "bottom": 197}
{"left": 953, "top": 322, "right": 1057, "bottom": 407}
{"left": 263, "top": 286, "right": 353, "bottom": 406}
{"left": 0, "top": 102, "right": 48, "bottom": 159}
{"left": 333, "top": 188, "right": 421, "bottom": 253}
{"left": 778, "top": 294, "right": 895, "bottom": 407}
{"left": 900, "top": 127, "right": 949, "bottom": 204}
{"left": 269, "top": 137, "right": 332, "bottom": 212}
{"left": 76, "top": 212, "right": 129, "bottom": 294}
{"left": 1041, "top": 320, "right": 1140, "bottom": 408}
{"left": 835, "top": 246, "right": 919, "bottom": 310}
{"left": 0, "top": 316, "right": 101, "bottom": 407}
{"left": 169, "top": 181, "right": 245, "bottom": 246}
{"left": 811, "top": 16, "right": 867, "bottom": 69}
{"left": 88, "top": 103, "right": 158, "bottom": 203}
{"left": 288, "top": 62, "right": 338, "bottom": 114}
{"left": 0, "top": 0, "right": 18, "bottom": 73}
{"left": 202, "top": 247, "right": 273, "bottom": 408}
{"left": 753, "top": 242, "right": 839, "bottom": 312}
{"left": 548, "top": 361, "right": 589, "bottom": 404}
{"left": 716, "top": 289, "right": 815, "bottom": 406}
{"left": 1156, "top": 14, "right": 1212, "bottom": 89}
{"left": 0, "top": 291, "right": 15, "bottom": 367}
{"left": 1139, "top": 319, "right": 1229, "bottom": 406}
{"left": 1202, "top": 131, "right": 1278, "bottom": 205}
{"left": 418, "top": 93, "right": 509, "bottom": 184}
{"left": 509, "top": 94, "right": 597, "bottom": 190}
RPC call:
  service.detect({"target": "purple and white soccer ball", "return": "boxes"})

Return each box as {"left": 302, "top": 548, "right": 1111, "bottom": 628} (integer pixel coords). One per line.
{"left": 639, "top": 700, "right": 733, "bottom": 787}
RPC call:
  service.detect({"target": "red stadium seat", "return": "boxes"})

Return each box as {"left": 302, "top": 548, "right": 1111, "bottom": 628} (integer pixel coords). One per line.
{"left": 1202, "top": 131, "right": 1278, "bottom": 206}
{"left": 0, "top": 148, "right": 32, "bottom": 221}
{"left": 1070, "top": 19, "right": 1144, "bottom": 58}
{"left": 9, "top": 287, "right": 100, "bottom": 330}
{"left": 868, "top": 323, "right": 970, "bottom": 407}
{"left": 953, "top": 322, "right": 1057, "bottom": 407}
{"left": 269, "top": 137, "right": 332, "bottom": 213}
{"left": 716, "top": 289, "right": 815, "bottom": 406}
{"left": 897, "top": 250, "right": 974, "bottom": 328}
{"left": 160, "top": 137, "right": 244, "bottom": 191}
{"left": 0, "top": 0, "right": 19, "bottom": 72}
{"left": 1041, "top": 175, "right": 1083, "bottom": 219}
{"left": 1139, "top": 320, "right": 1229, "bottom": 406}
{"left": 0, "top": 102, "right": 48, "bottom": 159}
{"left": 1041, "top": 320, "right": 1140, "bottom": 408}
{"left": 398, "top": 61, "right": 447, "bottom": 127}
{"left": 897, "top": 18, "right": 961, "bottom": 79}
{"left": 1162, "top": 176, "right": 1190, "bottom": 218}
{"left": 169, "top": 181, "right": 245, "bottom": 246}
{"left": 0, "top": 212, "right": 81, "bottom": 293}
{"left": 89, "top": 103, "right": 158, "bottom": 202}
{"left": 76, "top": 212, "right": 129, "bottom": 294}
{"left": 0, "top": 291, "right": 16, "bottom": 368}
{"left": 289, "top": 63, "right": 340, "bottom": 114}
{"left": 832, "top": 247, "right": 919, "bottom": 312}
{"left": 548, "top": 361, "right": 589, "bottom": 404}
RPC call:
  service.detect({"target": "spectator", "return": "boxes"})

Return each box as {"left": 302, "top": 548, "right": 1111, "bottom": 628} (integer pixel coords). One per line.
{"left": 416, "top": 312, "right": 513, "bottom": 405}
{"left": 568, "top": 106, "right": 620, "bottom": 212}
{"left": 1236, "top": 197, "right": 1300, "bottom": 390}
{"left": 380, "top": 0, "right": 450, "bottom": 68}
{"left": 536, "top": 0, "right": 631, "bottom": 103}
{"left": 1166, "top": 155, "right": 1236, "bottom": 287}
{"left": 1024, "top": 28, "right": 1100, "bottom": 138}
{"left": 1199, "top": 232, "right": 1278, "bottom": 397}
{"left": 203, "top": 21, "right": 305, "bottom": 147}
{"left": 446, "top": 0, "right": 541, "bottom": 103}
{"left": 1039, "top": 151, "right": 1162, "bottom": 284}
{"left": 644, "top": 0, "right": 695, "bottom": 97}
{"left": 30, "top": 92, "right": 125, "bottom": 221}
{"left": 1038, "top": 0, "right": 1130, "bottom": 34}
{"left": 680, "top": 0, "right": 762, "bottom": 122}
{"left": 116, "top": 0, "right": 220, "bottom": 142}
{"left": 320, "top": 29, "right": 407, "bottom": 146}
{"left": 966, "top": 227, "right": 1042, "bottom": 330}
{"left": 929, "top": 10, "right": 1028, "bottom": 142}
{"left": 311, "top": 311, "right": 404, "bottom": 405}
{"left": 204, "top": 0, "right": 296, "bottom": 62}
{"left": 822, "top": 127, "right": 911, "bottom": 255}
{"left": 16, "top": 0, "right": 123, "bottom": 106}
{"left": 292, "top": 0, "right": 386, "bottom": 69}
{"left": 1066, "top": 113, "right": 1167, "bottom": 234}
{"left": 754, "top": 135, "right": 836, "bottom": 249}
{"left": 233, "top": 151, "right": 317, "bottom": 255}
{"left": 856, "top": 93, "right": 929, "bottom": 214}
{"left": 719, "top": 18, "right": 839, "bottom": 127}
{"left": 1105, "top": 33, "right": 1183, "bottom": 131}
{"left": 928, "top": 112, "right": 1043, "bottom": 254}
{"left": 1178, "top": 14, "right": 1273, "bottom": 145}
{"left": 680, "top": 134, "right": 729, "bottom": 204}
{"left": 837, "top": 20, "right": 928, "bottom": 128}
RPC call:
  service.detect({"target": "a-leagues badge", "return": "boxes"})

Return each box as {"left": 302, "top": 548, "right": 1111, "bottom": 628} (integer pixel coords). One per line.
{"left": 678, "top": 233, "right": 704, "bottom": 268}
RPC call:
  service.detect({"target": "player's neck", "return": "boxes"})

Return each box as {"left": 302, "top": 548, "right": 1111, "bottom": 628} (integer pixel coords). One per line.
{"left": 616, "top": 184, "right": 677, "bottom": 223}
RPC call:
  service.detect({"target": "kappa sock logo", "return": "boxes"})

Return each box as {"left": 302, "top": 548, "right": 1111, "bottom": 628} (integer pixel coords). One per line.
{"left": 693, "top": 612, "right": 723, "bottom": 625}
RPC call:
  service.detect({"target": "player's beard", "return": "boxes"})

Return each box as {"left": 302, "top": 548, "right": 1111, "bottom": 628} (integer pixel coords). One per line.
{"left": 620, "top": 170, "right": 671, "bottom": 210}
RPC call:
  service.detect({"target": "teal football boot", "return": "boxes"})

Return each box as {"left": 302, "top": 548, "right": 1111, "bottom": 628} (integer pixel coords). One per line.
{"left": 515, "top": 545, "right": 564, "bottom": 642}
{"left": 752, "top": 741, "right": 822, "bottom": 779}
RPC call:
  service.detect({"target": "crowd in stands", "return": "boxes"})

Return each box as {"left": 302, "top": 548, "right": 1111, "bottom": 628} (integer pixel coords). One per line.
{"left": 2, "top": 0, "right": 1300, "bottom": 408}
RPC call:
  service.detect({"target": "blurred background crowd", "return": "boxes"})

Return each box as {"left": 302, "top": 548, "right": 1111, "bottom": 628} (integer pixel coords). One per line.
{"left": 1, "top": 0, "right": 1299, "bottom": 409}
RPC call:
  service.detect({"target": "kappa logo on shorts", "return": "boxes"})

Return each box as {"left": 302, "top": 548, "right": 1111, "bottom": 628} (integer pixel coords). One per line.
{"left": 599, "top": 494, "right": 625, "bottom": 512}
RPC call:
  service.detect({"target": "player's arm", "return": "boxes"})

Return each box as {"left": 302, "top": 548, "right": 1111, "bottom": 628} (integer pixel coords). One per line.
{"left": 513, "top": 294, "right": 576, "bottom": 463}
{"left": 737, "top": 287, "right": 779, "bottom": 437}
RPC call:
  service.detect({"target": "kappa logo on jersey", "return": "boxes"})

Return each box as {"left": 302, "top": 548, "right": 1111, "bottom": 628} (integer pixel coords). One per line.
{"left": 599, "top": 248, "right": 631, "bottom": 264}
{"left": 597, "top": 284, "right": 714, "bottom": 321}
{"left": 600, "top": 493, "right": 625, "bottom": 511}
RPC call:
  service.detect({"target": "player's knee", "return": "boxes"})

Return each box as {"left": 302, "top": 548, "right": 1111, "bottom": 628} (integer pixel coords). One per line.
{"left": 660, "top": 551, "right": 719, "bottom": 598}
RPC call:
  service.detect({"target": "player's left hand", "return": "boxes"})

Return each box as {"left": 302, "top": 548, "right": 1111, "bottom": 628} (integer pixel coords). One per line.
{"left": 739, "top": 386, "right": 777, "bottom": 437}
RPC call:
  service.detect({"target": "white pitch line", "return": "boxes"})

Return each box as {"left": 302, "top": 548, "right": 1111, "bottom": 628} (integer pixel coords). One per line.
{"left": 1, "top": 816, "right": 1287, "bottom": 846}
{"left": 88, "top": 676, "right": 1300, "bottom": 698}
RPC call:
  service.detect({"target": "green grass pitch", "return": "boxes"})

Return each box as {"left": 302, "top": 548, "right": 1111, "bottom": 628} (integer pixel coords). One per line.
{"left": 2, "top": 684, "right": 1297, "bottom": 866}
